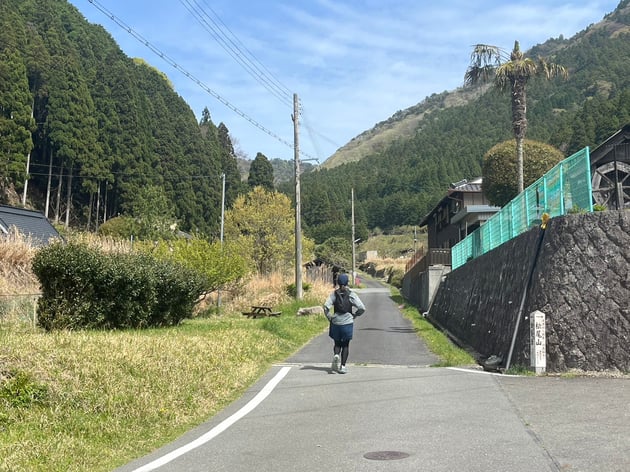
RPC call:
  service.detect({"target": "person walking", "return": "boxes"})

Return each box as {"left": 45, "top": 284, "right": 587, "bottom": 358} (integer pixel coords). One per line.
{"left": 323, "top": 273, "right": 365, "bottom": 374}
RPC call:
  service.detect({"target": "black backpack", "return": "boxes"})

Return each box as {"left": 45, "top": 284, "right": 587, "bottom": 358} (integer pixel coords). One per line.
{"left": 333, "top": 289, "right": 352, "bottom": 314}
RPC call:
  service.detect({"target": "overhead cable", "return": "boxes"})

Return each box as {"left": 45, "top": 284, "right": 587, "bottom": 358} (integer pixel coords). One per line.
{"left": 85, "top": 0, "right": 317, "bottom": 160}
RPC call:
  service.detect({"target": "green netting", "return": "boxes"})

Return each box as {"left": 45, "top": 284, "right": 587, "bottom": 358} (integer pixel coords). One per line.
{"left": 452, "top": 147, "right": 592, "bottom": 269}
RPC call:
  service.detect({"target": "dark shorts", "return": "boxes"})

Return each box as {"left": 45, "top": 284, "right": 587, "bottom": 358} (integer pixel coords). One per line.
{"left": 329, "top": 323, "right": 353, "bottom": 343}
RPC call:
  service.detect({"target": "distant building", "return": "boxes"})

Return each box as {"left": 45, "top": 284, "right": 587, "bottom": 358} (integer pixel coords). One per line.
{"left": 403, "top": 178, "right": 499, "bottom": 311}
{"left": 0, "top": 205, "right": 62, "bottom": 246}
{"left": 360, "top": 250, "right": 378, "bottom": 262}
{"left": 418, "top": 177, "right": 500, "bottom": 249}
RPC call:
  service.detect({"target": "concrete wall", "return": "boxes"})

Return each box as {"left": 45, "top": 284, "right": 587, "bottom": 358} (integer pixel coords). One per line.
{"left": 426, "top": 211, "right": 630, "bottom": 372}
{"left": 402, "top": 264, "right": 450, "bottom": 312}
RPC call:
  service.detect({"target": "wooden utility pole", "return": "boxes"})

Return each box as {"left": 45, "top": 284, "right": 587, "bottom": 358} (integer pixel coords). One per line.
{"left": 293, "top": 93, "right": 303, "bottom": 299}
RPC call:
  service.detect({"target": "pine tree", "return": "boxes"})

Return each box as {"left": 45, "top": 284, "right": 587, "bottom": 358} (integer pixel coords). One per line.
{"left": 217, "top": 122, "right": 243, "bottom": 206}
{"left": 248, "top": 152, "right": 274, "bottom": 190}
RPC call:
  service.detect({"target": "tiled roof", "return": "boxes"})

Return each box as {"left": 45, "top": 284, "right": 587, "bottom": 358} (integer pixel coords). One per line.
{"left": 0, "top": 205, "right": 61, "bottom": 246}
{"left": 449, "top": 182, "right": 482, "bottom": 193}
{"left": 419, "top": 178, "right": 484, "bottom": 226}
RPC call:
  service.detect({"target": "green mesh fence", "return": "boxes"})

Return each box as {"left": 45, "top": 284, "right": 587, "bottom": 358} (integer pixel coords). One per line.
{"left": 452, "top": 147, "right": 592, "bottom": 269}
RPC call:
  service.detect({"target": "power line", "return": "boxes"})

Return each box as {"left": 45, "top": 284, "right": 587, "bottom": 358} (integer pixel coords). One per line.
{"left": 86, "top": 0, "right": 319, "bottom": 160}
{"left": 180, "top": 0, "right": 293, "bottom": 108}
{"left": 198, "top": 0, "right": 293, "bottom": 98}
{"left": 25, "top": 162, "right": 227, "bottom": 181}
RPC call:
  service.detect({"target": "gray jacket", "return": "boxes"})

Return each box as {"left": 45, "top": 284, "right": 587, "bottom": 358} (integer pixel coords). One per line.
{"left": 323, "top": 288, "right": 365, "bottom": 326}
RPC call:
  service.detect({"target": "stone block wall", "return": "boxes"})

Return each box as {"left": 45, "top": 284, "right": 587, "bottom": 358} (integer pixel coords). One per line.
{"left": 427, "top": 211, "right": 630, "bottom": 372}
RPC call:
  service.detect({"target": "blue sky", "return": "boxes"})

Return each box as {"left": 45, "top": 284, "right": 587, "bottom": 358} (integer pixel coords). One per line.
{"left": 67, "top": 0, "right": 620, "bottom": 163}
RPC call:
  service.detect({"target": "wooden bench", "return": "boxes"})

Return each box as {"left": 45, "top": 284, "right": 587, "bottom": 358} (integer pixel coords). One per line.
{"left": 242, "top": 306, "right": 282, "bottom": 318}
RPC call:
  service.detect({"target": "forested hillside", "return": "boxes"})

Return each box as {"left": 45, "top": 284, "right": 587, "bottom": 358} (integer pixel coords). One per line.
{"left": 0, "top": 0, "right": 243, "bottom": 238}
{"left": 296, "top": 0, "right": 630, "bottom": 242}
{"left": 4, "top": 0, "right": 630, "bottom": 245}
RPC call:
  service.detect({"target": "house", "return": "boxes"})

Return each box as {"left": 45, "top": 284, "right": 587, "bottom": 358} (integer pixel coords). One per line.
{"left": 418, "top": 177, "right": 501, "bottom": 249}
{"left": 589, "top": 124, "right": 630, "bottom": 210}
{"left": 402, "top": 177, "right": 499, "bottom": 311}
{"left": 0, "top": 205, "right": 62, "bottom": 246}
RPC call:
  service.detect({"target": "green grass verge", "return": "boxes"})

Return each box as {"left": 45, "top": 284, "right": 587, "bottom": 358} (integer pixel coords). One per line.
{"left": 1, "top": 290, "right": 478, "bottom": 471}
{"left": 390, "top": 289, "right": 476, "bottom": 367}
{"left": 0, "top": 299, "right": 328, "bottom": 472}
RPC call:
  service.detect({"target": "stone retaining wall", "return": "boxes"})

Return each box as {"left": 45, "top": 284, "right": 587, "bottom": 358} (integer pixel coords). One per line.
{"left": 427, "top": 211, "right": 630, "bottom": 372}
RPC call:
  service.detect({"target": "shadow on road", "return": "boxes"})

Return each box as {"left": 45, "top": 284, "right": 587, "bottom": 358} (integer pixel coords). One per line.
{"left": 358, "top": 326, "right": 417, "bottom": 333}
{"left": 299, "top": 365, "right": 332, "bottom": 373}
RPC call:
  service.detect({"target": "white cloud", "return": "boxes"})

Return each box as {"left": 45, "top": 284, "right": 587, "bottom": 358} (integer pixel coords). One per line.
{"left": 68, "top": 0, "right": 620, "bottom": 161}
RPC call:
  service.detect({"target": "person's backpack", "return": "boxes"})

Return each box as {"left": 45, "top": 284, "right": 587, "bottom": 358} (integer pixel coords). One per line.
{"left": 333, "top": 289, "right": 352, "bottom": 314}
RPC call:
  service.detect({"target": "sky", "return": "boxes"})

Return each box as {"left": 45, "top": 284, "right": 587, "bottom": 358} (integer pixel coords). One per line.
{"left": 66, "top": 0, "right": 621, "bottom": 163}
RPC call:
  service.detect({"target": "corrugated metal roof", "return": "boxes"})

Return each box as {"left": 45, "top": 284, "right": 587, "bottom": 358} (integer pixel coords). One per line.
{"left": 0, "top": 205, "right": 61, "bottom": 246}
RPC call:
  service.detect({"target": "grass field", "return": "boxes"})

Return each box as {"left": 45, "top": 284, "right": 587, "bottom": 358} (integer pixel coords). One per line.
{"left": 0, "top": 233, "right": 473, "bottom": 471}
{"left": 0, "top": 300, "right": 331, "bottom": 471}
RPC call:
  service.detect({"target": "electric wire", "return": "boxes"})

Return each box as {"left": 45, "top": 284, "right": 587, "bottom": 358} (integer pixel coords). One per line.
{"left": 85, "top": 0, "right": 319, "bottom": 160}
{"left": 197, "top": 0, "right": 293, "bottom": 98}
{"left": 180, "top": 0, "right": 293, "bottom": 108}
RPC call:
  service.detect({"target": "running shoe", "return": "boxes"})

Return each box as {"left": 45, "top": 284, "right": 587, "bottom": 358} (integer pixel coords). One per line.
{"left": 332, "top": 354, "right": 340, "bottom": 372}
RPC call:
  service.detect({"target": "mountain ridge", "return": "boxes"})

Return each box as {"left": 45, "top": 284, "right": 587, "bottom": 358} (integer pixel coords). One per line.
{"left": 321, "top": 0, "right": 629, "bottom": 171}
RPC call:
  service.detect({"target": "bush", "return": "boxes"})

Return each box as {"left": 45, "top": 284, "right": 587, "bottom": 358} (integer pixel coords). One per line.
{"left": 388, "top": 267, "right": 405, "bottom": 288}
{"left": 285, "top": 282, "right": 311, "bottom": 297}
{"left": 97, "top": 216, "right": 138, "bottom": 239}
{"left": 482, "top": 139, "right": 565, "bottom": 206}
{"left": 0, "top": 369, "right": 48, "bottom": 408}
{"left": 32, "top": 243, "right": 206, "bottom": 330}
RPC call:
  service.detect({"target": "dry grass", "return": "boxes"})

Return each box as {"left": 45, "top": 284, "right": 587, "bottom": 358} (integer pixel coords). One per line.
{"left": 65, "top": 231, "right": 135, "bottom": 253}
{"left": 0, "top": 234, "right": 332, "bottom": 471}
{"left": 0, "top": 318, "right": 314, "bottom": 471}
{"left": 223, "top": 271, "right": 331, "bottom": 314}
{"left": 364, "top": 256, "right": 408, "bottom": 273}
{"left": 0, "top": 230, "right": 39, "bottom": 295}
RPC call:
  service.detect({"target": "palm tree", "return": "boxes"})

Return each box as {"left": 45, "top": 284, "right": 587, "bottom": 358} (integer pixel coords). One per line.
{"left": 465, "top": 41, "right": 568, "bottom": 193}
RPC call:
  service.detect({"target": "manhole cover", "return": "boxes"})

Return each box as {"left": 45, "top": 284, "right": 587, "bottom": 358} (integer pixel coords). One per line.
{"left": 363, "top": 451, "right": 410, "bottom": 461}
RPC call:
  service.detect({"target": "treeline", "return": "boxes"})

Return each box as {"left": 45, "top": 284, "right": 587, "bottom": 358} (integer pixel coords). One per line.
{"left": 4, "top": 0, "right": 630, "bottom": 247}
{"left": 293, "top": 0, "right": 630, "bottom": 243}
{"left": 0, "top": 0, "right": 245, "bottom": 238}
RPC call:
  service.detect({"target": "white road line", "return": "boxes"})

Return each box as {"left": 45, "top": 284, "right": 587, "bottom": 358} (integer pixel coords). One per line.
{"left": 447, "top": 367, "right": 521, "bottom": 377}
{"left": 132, "top": 366, "right": 292, "bottom": 472}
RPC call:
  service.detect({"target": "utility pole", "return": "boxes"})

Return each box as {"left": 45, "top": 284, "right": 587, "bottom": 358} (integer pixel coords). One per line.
{"left": 413, "top": 225, "right": 417, "bottom": 253}
{"left": 218, "top": 173, "right": 225, "bottom": 308}
{"left": 351, "top": 187, "right": 356, "bottom": 286}
{"left": 293, "top": 93, "right": 303, "bottom": 300}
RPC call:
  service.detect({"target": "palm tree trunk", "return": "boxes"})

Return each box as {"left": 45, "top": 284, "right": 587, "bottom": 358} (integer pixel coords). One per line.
{"left": 512, "top": 80, "right": 527, "bottom": 193}
{"left": 516, "top": 137, "right": 524, "bottom": 194}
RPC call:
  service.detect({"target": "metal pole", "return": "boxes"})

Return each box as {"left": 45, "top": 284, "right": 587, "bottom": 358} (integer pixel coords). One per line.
{"left": 505, "top": 222, "right": 547, "bottom": 371}
{"left": 414, "top": 225, "right": 417, "bottom": 252}
{"left": 351, "top": 188, "right": 356, "bottom": 286}
{"left": 293, "top": 93, "right": 303, "bottom": 300}
{"left": 220, "top": 173, "right": 225, "bottom": 245}
{"left": 218, "top": 173, "right": 225, "bottom": 308}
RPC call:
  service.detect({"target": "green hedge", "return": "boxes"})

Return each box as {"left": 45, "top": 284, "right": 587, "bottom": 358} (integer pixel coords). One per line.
{"left": 32, "top": 243, "right": 206, "bottom": 330}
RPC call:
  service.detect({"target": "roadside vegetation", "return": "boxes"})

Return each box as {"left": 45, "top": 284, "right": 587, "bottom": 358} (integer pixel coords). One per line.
{"left": 1, "top": 260, "right": 331, "bottom": 471}
{"left": 391, "top": 289, "right": 476, "bottom": 367}
{"left": 0, "top": 226, "right": 473, "bottom": 471}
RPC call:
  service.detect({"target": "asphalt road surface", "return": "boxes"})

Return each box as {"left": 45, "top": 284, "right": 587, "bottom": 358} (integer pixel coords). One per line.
{"left": 116, "top": 278, "right": 630, "bottom": 472}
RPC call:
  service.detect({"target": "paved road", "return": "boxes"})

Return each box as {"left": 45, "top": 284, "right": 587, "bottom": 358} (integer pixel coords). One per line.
{"left": 116, "top": 279, "right": 630, "bottom": 472}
